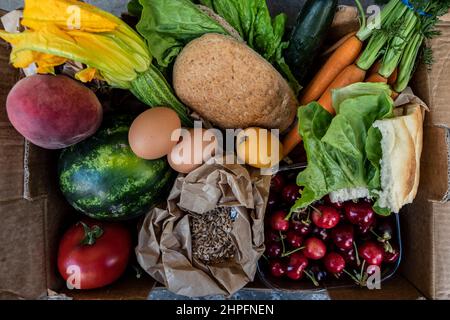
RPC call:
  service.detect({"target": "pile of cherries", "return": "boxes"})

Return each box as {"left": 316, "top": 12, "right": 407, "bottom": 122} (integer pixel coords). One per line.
{"left": 263, "top": 171, "right": 400, "bottom": 286}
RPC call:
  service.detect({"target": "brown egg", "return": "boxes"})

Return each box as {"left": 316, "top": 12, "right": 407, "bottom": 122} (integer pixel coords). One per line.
{"left": 168, "top": 128, "right": 218, "bottom": 173}
{"left": 129, "top": 107, "right": 181, "bottom": 160}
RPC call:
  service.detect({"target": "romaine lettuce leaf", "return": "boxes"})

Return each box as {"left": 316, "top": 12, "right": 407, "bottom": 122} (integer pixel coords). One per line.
{"left": 292, "top": 83, "right": 394, "bottom": 212}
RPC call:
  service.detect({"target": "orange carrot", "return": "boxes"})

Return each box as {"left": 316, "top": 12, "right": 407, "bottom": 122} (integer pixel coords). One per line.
{"left": 367, "top": 60, "right": 382, "bottom": 76}
{"left": 391, "top": 91, "right": 399, "bottom": 101}
{"left": 282, "top": 125, "right": 302, "bottom": 158}
{"left": 388, "top": 68, "right": 398, "bottom": 85}
{"left": 283, "top": 64, "right": 367, "bottom": 157}
{"left": 300, "top": 36, "right": 363, "bottom": 105}
{"left": 317, "top": 64, "right": 367, "bottom": 113}
{"left": 322, "top": 31, "right": 358, "bottom": 58}
{"left": 365, "top": 72, "right": 388, "bottom": 83}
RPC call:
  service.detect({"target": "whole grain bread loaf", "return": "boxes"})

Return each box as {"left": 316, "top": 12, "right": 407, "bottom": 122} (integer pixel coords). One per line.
{"left": 173, "top": 33, "right": 298, "bottom": 132}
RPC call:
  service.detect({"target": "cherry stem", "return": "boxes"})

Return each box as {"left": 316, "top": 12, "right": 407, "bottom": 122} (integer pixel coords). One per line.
{"left": 280, "top": 231, "right": 286, "bottom": 254}
{"left": 262, "top": 254, "right": 269, "bottom": 262}
{"left": 370, "top": 229, "right": 393, "bottom": 253}
{"left": 353, "top": 241, "right": 361, "bottom": 267}
{"left": 303, "top": 270, "right": 320, "bottom": 287}
{"left": 285, "top": 211, "right": 293, "bottom": 221}
{"left": 343, "top": 269, "right": 361, "bottom": 285}
{"left": 281, "top": 246, "right": 306, "bottom": 258}
{"left": 309, "top": 205, "right": 322, "bottom": 217}
{"left": 302, "top": 211, "right": 311, "bottom": 225}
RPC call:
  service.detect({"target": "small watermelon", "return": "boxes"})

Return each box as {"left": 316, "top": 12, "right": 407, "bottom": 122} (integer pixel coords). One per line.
{"left": 58, "top": 114, "right": 175, "bottom": 220}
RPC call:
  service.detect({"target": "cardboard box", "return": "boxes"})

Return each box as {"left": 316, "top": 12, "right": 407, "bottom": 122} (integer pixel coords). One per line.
{"left": 0, "top": 5, "right": 449, "bottom": 300}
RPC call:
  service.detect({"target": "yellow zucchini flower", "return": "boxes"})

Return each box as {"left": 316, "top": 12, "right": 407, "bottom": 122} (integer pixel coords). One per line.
{"left": 0, "top": 0, "right": 150, "bottom": 89}
{"left": 0, "top": 0, "right": 192, "bottom": 126}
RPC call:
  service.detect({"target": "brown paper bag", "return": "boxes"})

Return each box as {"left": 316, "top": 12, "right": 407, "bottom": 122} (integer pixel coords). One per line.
{"left": 136, "top": 160, "right": 271, "bottom": 297}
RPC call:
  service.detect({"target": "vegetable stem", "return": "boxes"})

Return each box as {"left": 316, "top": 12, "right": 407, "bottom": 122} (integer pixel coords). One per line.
{"left": 354, "top": 0, "right": 366, "bottom": 31}
{"left": 130, "top": 65, "right": 193, "bottom": 127}
{"left": 357, "top": 0, "right": 401, "bottom": 41}
{"left": 394, "top": 32, "right": 424, "bottom": 92}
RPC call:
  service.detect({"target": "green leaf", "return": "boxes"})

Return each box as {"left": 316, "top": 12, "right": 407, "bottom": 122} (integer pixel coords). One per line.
{"left": 291, "top": 83, "right": 394, "bottom": 212}
{"left": 199, "top": 0, "right": 299, "bottom": 93}
{"left": 128, "top": 0, "right": 143, "bottom": 16}
{"left": 135, "top": 0, "right": 228, "bottom": 68}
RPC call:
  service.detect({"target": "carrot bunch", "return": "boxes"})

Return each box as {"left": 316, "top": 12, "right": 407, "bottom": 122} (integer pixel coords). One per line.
{"left": 283, "top": 0, "right": 444, "bottom": 156}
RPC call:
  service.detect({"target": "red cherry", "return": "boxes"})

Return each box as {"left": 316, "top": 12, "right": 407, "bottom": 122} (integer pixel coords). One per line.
{"left": 311, "top": 226, "right": 331, "bottom": 242}
{"left": 286, "top": 266, "right": 303, "bottom": 280}
{"left": 309, "top": 263, "right": 328, "bottom": 282}
{"left": 324, "top": 252, "right": 346, "bottom": 274}
{"left": 331, "top": 224, "right": 354, "bottom": 250}
{"left": 344, "top": 201, "right": 375, "bottom": 228}
{"left": 324, "top": 195, "right": 344, "bottom": 209}
{"left": 270, "top": 210, "right": 289, "bottom": 232}
{"left": 286, "top": 231, "right": 303, "bottom": 248}
{"left": 303, "top": 237, "right": 327, "bottom": 260}
{"left": 291, "top": 220, "right": 312, "bottom": 236}
{"left": 366, "top": 264, "right": 379, "bottom": 276}
{"left": 338, "top": 247, "right": 358, "bottom": 268}
{"left": 288, "top": 252, "right": 309, "bottom": 270}
{"left": 281, "top": 184, "right": 301, "bottom": 204}
{"left": 270, "top": 174, "right": 285, "bottom": 194}
{"left": 266, "top": 242, "right": 282, "bottom": 258}
{"left": 358, "top": 241, "right": 384, "bottom": 266}
{"left": 375, "top": 218, "right": 395, "bottom": 241}
{"left": 269, "top": 260, "right": 286, "bottom": 278}
{"left": 265, "top": 230, "right": 281, "bottom": 243}
{"left": 312, "top": 205, "right": 340, "bottom": 229}
{"left": 383, "top": 246, "right": 400, "bottom": 264}
{"left": 267, "top": 193, "right": 279, "bottom": 211}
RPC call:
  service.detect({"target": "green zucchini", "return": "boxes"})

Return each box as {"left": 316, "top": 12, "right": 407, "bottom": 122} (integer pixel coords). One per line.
{"left": 130, "top": 65, "right": 194, "bottom": 127}
{"left": 284, "top": 0, "right": 338, "bottom": 83}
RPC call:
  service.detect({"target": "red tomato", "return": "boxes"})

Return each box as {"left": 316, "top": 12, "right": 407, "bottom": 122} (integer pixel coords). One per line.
{"left": 57, "top": 220, "right": 131, "bottom": 290}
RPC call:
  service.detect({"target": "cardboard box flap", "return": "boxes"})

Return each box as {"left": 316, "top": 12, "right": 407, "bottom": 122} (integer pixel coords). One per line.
{"left": 0, "top": 13, "right": 51, "bottom": 201}
{"left": 419, "top": 126, "right": 450, "bottom": 202}
{"left": 413, "top": 21, "right": 450, "bottom": 128}
{"left": 402, "top": 198, "right": 450, "bottom": 300}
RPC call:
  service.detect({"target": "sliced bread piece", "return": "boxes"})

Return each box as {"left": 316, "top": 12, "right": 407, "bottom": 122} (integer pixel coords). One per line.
{"left": 329, "top": 104, "right": 424, "bottom": 213}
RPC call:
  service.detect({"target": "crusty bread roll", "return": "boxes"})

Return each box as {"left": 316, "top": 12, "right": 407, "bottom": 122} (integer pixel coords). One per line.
{"left": 173, "top": 33, "right": 298, "bottom": 132}
{"left": 374, "top": 104, "right": 424, "bottom": 213}
{"left": 329, "top": 104, "right": 424, "bottom": 213}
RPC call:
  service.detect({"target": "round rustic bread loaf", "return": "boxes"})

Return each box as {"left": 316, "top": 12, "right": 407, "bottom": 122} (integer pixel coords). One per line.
{"left": 173, "top": 33, "right": 298, "bottom": 132}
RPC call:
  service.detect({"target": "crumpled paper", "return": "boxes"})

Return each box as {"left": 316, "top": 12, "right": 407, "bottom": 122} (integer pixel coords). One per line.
{"left": 136, "top": 160, "right": 271, "bottom": 297}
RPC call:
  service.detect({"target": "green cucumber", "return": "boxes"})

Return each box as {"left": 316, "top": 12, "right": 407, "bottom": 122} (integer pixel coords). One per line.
{"left": 284, "top": 0, "right": 338, "bottom": 83}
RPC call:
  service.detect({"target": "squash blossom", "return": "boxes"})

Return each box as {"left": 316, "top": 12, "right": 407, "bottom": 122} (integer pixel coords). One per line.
{"left": 0, "top": 0, "right": 192, "bottom": 126}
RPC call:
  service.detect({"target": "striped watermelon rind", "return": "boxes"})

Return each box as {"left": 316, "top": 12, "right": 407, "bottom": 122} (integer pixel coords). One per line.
{"left": 58, "top": 115, "right": 175, "bottom": 220}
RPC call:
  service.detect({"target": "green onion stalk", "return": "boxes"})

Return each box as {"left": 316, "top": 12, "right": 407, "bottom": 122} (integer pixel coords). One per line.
{"left": 378, "top": 9, "right": 419, "bottom": 78}
{"left": 356, "top": 0, "right": 408, "bottom": 71}
{"left": 357, "top": 0, "right": 450, "bottom": 92}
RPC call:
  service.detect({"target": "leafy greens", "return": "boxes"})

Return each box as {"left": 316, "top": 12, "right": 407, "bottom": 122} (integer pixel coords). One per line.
{"left": 291, "top": 83, "right": 394, "bottom": 214}
{"left": 128, "top": 0, "right": 299, "bottom": 93}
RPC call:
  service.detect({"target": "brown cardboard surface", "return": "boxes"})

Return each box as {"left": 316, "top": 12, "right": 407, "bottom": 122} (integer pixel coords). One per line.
{"left": 412, "top": 22, "right": 450, "bottom": 128}
{"left": 418, "top": 126, "right": 449, "bottom": 201}
{"left": 0, "top": 198, "right": 47, "bottom": 299}
{"left": 0, "top": 7, "right": 450, "bottom": 301}
{"left": 328, "top": 276, "right": 424, "bottom": 300}
{"left": 0, "top": 35, "right": 23, "bottom": 202}
{"left": 402, "top": 197, "right": 450, "bottom": 300}
{"left": 61, "top": 273, "right": 155, "bottom": 300}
